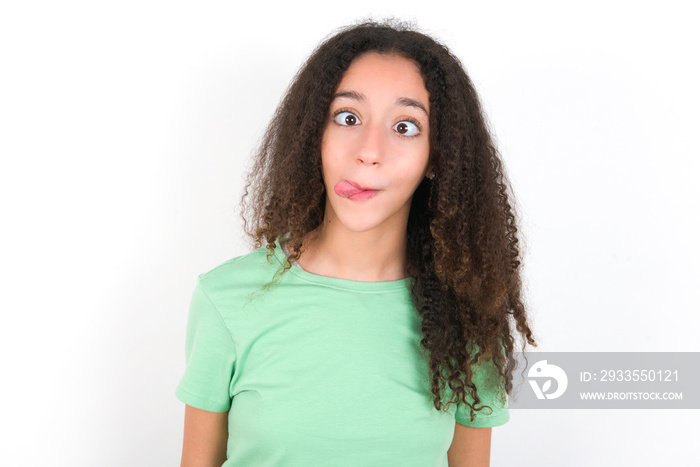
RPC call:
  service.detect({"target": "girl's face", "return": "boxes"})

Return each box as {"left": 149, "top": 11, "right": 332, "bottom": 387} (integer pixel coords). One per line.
{"left": 320, "top": 52, "right": 431, "bottom": 236}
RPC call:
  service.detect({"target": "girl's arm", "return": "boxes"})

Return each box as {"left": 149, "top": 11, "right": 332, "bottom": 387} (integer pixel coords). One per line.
{"left": 180, "top": 404, "right": 228, "bottom": 467}
{"left": 447, "top": 423, "right": 492, "bottom": 467}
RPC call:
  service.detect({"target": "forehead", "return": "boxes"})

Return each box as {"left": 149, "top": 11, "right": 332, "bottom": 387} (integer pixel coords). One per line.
{"left": 335, "top": 52, "right": 429, "bottom": 106}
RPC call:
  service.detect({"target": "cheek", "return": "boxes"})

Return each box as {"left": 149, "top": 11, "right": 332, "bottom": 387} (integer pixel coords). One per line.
{"left": 320, "top": 131, "right": 345, "bottom": 170}
{"left": 320, "top": 130, "right": 331, "bottom": 171}
{"left": 320, "top": 126, "right": 334, "bottom": 162}
{"left": 320, "top": 140, "right": 339, "bottom": 185}
{"left": 397, "top": 144, "right": 430, "bottom": 175}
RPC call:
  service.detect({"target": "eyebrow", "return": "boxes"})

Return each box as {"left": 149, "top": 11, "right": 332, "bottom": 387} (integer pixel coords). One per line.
{"left": 396, "top": 97, "right": 429, "bottom": 117}
{"left": 332, "top": 91, "right": 429, "bottom": 117}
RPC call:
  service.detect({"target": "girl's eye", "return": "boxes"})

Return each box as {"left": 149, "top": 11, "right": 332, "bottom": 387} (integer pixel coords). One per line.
{"left": 333, "top": 111, "right": 360, "bottom": 126}
{"left": 393, "top": 120, "right": 420, "bottom": 136}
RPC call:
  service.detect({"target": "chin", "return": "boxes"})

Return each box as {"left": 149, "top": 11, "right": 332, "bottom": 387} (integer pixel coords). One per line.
{"left": 338, "top": 220, "right": 384, "bottom": 233}
{"left": 334, "top": 212, "right": 386, "bottom": 233}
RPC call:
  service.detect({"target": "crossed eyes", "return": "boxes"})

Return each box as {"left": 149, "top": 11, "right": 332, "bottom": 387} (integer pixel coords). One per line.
{"left": 333, "top": 111, "right": 421, "bottom": 137}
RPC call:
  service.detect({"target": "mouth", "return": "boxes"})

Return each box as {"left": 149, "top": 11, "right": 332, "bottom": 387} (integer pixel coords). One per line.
{"left": 333, "top": 179, "right": 380, "bottom": 200}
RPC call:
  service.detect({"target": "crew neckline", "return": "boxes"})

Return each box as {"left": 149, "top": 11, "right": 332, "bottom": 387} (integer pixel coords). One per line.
{"left": 271, "top": 237, "right": 411, "bottom": 292}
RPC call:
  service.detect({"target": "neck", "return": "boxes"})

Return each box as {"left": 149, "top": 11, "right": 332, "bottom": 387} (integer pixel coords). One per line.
{"left": 294, "top": 221, "right": 409, "bottom": 283}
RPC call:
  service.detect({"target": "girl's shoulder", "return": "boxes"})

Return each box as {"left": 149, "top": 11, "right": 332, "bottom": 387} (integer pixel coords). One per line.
{"left": 196, "top": 243, "right": 282, "bottom": 291}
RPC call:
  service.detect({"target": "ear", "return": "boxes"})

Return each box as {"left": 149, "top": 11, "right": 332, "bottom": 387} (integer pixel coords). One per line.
{"left": 424, "top": 160, "right": 433, "bottom": 178}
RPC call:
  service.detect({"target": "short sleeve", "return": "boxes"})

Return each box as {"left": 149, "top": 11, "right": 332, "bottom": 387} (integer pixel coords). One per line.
{"left": 175, "top": 276, "right": 237, "bottom": 412}
{"left": 454, "top": 353, "right": 510, "bottom": 427}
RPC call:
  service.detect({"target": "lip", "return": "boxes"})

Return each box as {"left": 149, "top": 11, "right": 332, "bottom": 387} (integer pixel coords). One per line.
{"left": 333, "top": 179, "right": 382, "bottom": 200}
{"left": 345, "top": 180, "right": 376, "bottom": 191}
{"left": 347, "top": 189, "right": 380, "bottom": 201}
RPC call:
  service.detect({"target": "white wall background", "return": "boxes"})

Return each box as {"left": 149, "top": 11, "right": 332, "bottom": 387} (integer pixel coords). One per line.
{"left": 1, "top": 0, "right": 697, "bottom": 465}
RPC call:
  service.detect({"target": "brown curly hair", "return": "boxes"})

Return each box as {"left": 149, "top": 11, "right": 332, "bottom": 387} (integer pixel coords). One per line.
{"left": 239, "top": 19, "right": 537, "bottom": 423}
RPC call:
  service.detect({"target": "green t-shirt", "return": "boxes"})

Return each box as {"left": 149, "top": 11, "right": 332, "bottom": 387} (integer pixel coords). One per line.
{"left": 176, "top": 238, "right": 509, "bottom": 466}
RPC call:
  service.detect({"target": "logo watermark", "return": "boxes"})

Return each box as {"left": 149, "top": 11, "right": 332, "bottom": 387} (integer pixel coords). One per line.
{"left": 507, "top": 352, "right": 699, "bottom": 409}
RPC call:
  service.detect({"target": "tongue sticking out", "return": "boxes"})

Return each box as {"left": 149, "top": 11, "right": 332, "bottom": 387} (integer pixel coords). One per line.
{"left": 334, "top": 180, "right": 364, "bottom": 198}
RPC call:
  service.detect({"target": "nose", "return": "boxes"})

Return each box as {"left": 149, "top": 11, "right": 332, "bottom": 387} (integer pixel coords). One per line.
{"left": 356, "top": 122, "right": 386, "bottom": 166}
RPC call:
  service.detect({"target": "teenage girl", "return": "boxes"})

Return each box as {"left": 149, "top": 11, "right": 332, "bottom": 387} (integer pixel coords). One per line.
{"left": 176, "top": 20, "right": 537, "bottom": 467}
